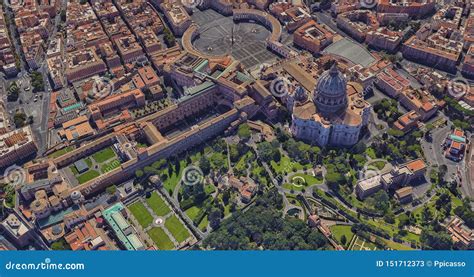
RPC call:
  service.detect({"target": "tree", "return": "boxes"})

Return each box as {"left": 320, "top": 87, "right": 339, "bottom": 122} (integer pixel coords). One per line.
{"left": 199, "top": 156, "right": 211, "bottom": 175}
{"left": 420, "top": 229, "right": 453, "bottom": 250}
{"left": 387, "top": 128, "right": 404, "bottom": 137}
{"left": 51, "top": 238, "right": 71, "bottom": 250}
{"left": 106, "top": 185, "right": 117, "bottom": 195}
{"left": 204, "top": 189, "right": 328, "bottom": 250}
{"left": 256, "top": 141, "right": 280, "bottom": 162}
{"left": 421, "top": 207, "right": 432, "bottom": 223}
{"left": 222, "top": 189, "right": 231, "bottom": 205}
{"left": 341, "top": 235, "right": 347, "bottom": 245}
{"left": 30, "top": 71, "right": 45, "bottom": 92}
{"left": 7, "top": 82, "right": 20, "bottom": 101}
{"left": 438, "top": 165, "right": 448, "bottom": 181}
{"left": 237, "top": 124, "right": 251, "bottom": 141}
{"left": 372, "top": 190, "right": 390, "bottom": 213}
{"left": 135, "top": 169, "right": 144, "bottom": 178}
{"left": 208, "top": 207, "right": 222, "bottom": 230}
{"left": 13, "top": 112, "right": 27, "bottom": 128}
{"left": 453, "top": 200, "right": 474, "bottom": 228}
{"left": 325, "top": 172, "right": 344, "bottom": 186}
{"left": 384, "top": 212, "right": 395, "bottom": 224}
{"left": 163, "top": 27, "right": 176, "bottom": 47}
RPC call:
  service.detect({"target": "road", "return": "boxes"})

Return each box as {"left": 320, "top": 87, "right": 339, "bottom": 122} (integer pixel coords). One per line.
{"left": 421, "top": 118, "right": 472, "bottom": 199}
{"left": 0, "top": 1, "right": 65, "bottom": 155}
{"left": 313, "top": 10, "right": 474, "bottom": 200}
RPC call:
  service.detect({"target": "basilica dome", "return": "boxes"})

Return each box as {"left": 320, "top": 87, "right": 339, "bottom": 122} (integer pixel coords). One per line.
{"left": 294, "top": 86, "right": 308, "bottom": 103}
{"left": 313, "top": 63, "right": 348, "bottom": 115}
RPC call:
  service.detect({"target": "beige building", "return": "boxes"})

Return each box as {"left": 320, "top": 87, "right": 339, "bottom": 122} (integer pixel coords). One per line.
{"left": 0, "top": 126, "right": 37, "bottom": 169}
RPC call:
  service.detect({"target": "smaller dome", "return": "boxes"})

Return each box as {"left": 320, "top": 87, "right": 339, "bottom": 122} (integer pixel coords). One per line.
{"left": 52, "top": 225, "right": 63, "bottom": 236}
{"left": 71, "top": 191, "right": 82, "bottom": 201}
{"left": 294, "top": 86, "right": 308, "bottom": 103}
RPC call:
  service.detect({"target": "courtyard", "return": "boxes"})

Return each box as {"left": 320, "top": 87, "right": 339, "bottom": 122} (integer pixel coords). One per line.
{"left": 191, "top": 9, "right": 284, "bottom": 69}
{"left": 127, "top": 191, "right": 193, "bottom": 250}
{"left": 65, "top": 146, "right": 121, "bottom": 186}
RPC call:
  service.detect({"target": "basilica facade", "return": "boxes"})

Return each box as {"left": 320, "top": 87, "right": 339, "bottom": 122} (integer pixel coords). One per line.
{"left": 290, "top": 64, "right": 371, "bottom": 147}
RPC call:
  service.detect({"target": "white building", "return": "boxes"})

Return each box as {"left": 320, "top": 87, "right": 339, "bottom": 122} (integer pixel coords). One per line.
{"left": 291, "top": 64, "right": 371, "bottom": 147}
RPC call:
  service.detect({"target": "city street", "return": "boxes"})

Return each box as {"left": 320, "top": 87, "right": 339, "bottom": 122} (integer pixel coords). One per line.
{"left": 0, "top": 1, "right": 63, "bottom": 156}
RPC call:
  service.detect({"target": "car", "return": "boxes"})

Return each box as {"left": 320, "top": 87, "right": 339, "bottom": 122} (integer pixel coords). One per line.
{"left": 24, "top": 87, "right": 30, "bottom": 91}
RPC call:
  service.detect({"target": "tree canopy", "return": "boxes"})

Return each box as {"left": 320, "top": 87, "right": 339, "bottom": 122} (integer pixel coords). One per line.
{"left": 203, "top": 189, "right": 328, "bottom": 250}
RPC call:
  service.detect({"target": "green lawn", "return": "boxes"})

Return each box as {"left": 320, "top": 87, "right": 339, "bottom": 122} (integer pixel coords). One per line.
{"left": 128, "top": 201, "right": 153, "bottom": 228}
{"left": 271, "top": 156, "right": 304, "bottom": 175}
{"left": 283, "top": 183, "right": 306, "bottom": 191}
{"left": 366, "top": 218, "right": 398, "bottom": 237}
{"left": 369, "top": 160, "right": 386, "bottom": 170}
{"left": 48, "top": 146, "right": 74, "bottom": 158}
{"left": 204, "top": 184, "right": 216, "bottom": 195}
{"left": 70, "top": 165, "right": 79, "bottom": 175}
{"left": 365, "top": 148, "right": 377, "bottom": 159}
{"left": 291, "top": 173, "right": 323, "bottom": 185}
{"left": 146, "top": 192, "right": 171, "bottom": 217}
{"left": 198, "top": 216, "right": 208, "bottom": 231}
{"left": 329, "top": 225, "right": 354, "bottom": 246}
{"left": 185, "top": 206, "right": 201, "bottom": 221}
{"left": 85, "top": 158, "right": 93, "bottom": 167}
{"left": 165, "top": 215, "right": 191, "bottom": 243}
{"left": 411, "top": 189, "right": 463, "bottom": 225}
{"left": 235, "top": 152, "right": 252, "bottom": 172}
{"left": 100, "top": 159, "right": 121, "bottom": 173}
{"left": 92, "top": 147, "right": 116, "bottom": 163}
{"left": 162, "top": 160, "right": 187, "bottom": 194}
{"left": 286, "top": 195, "right": 304, "bottom": 208}
{"left": 383, "top": 239, "right": 414, "bottom": 250}
{"left": 283, "top": 173, "right": 323, "bottom": 191}
{"left": 76, "top": 170, "right": 100, "bottom": 184}
{"left": 217, "top": 193, "right": 233, "bottom": 217}
{"left": 209, "top": 152, "right": 227, "bottom": 170}
{"left": 148, "top": 227, "right": 175, "bottom": 250}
